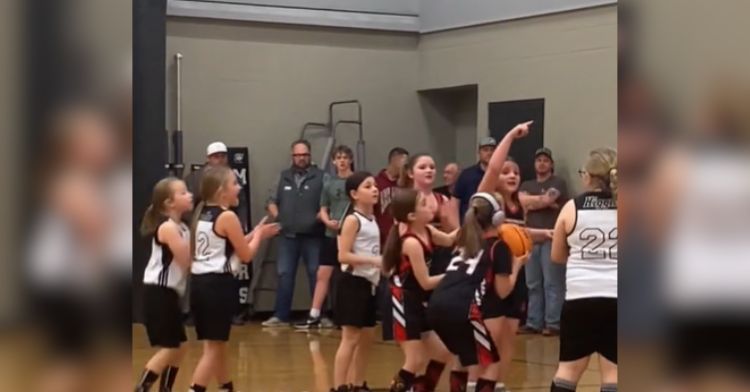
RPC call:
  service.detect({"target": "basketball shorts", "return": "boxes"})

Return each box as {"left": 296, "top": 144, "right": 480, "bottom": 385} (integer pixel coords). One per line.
{"left": 391, "top": 285, "right": 431, "bottom": 342}
{"left": 190, "top": 273, "right": 238, "bottom": 341}
{"left": 335, "top": 273, "right": 377, "bottom": 328}
{"left": 144, "top": 285, "right": 187, "bottom": 348}
{"left": 319, "top": 236, "right": 340, "bottom": 267}
{"left": 428, "top": 302, "right": 499, "bottom": 367}
{"left": 559, "top": 297, "right": 617, "bottom": 363}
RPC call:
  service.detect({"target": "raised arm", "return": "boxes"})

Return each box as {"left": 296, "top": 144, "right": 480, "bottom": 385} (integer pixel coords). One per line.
{"left": 477, "top": 121, "right": 533, "bottom": 193}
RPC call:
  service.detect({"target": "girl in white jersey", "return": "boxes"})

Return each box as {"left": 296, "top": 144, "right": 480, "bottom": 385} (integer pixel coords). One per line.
{"left": 331, "top": 172, "right": 382, "bottom": 392}
{"left": 188, "top": 166, "right": 279, "bottom": 392}
{"left": 549, "top": 148, "right": 618, "bottom": 392}
{"left": 135, "top": 177, "right": 193, "bottom": 392}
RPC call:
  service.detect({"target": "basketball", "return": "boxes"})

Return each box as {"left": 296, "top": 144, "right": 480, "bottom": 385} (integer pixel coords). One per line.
{"left": 499, "top": 223, "right": 533, "bottom": 257}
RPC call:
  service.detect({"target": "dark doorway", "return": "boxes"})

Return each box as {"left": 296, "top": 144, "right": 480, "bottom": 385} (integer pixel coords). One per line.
{"left": 488, "top": 99, "right": 545, "bottom": 183}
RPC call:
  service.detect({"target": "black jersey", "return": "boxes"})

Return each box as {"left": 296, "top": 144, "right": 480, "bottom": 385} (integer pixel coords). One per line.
{"left": 430, "top": 237, "right": 511, "bottom": 320}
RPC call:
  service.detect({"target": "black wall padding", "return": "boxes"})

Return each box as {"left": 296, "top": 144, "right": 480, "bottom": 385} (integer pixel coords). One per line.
{"left": 133, "top": 0, "right": 167, "bottom": 323}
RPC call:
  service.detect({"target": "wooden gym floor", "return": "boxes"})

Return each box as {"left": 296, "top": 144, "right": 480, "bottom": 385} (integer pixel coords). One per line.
{"left": 132, "top": 324, "right": 605, "bottom": 391}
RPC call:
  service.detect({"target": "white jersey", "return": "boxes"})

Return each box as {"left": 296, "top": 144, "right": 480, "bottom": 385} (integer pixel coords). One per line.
{"left": 191, "top": 206, "right": 234, "bottom": 275}
{"left": 664, "top": 151, "right": 750, "bottom": 311}
{"left": 565, "top": 191, "right": 618, "bottom": 300}
{"left": 143, "top": 220, "right": 190, "bottom": 296}
{"left": 342, "top": 211, "right": 381, "bottom": 286}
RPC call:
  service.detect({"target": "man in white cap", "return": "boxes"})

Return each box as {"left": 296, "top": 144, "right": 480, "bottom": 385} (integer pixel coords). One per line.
{"left": 184, "top": 141, "right": 249, "bottom": 230}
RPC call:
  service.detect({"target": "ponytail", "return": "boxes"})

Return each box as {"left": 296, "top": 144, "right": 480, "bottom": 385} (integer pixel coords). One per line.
{"left": 609, "top": 167, "right": 618, "bottom": 202}
{"left": 457, "top": 206, "right": 485, "bottom": 258}
{"left": 140, "top": 177, "right": 182, "bottom": 238}
{"left": 456, "top": 196, "right": 497, "bottom": 258}
{"left": 190, "top": 201, "right": 205, "bottom": 258}
{"left": 382, "top": 225, "right": 402, "bottom": 275}
{"left": 139, "top": 204, "right": 160, "bottom": 237}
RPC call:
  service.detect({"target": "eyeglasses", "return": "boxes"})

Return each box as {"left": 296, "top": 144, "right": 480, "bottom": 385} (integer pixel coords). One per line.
{"left": 292, "top": 153, "right": 311, "bottom": 158}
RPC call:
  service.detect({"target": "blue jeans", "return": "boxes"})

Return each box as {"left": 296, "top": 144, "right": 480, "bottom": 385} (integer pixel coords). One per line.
{"left": 525, "top": 241, "right": 566, "bottom": 330}
{"left": 274, "top": 235, "right": 321, "bottom": 322}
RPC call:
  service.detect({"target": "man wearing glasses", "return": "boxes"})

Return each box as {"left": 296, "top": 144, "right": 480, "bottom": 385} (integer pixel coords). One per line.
{"left": 264, "top": 139, "right": 327, "bottom": 327}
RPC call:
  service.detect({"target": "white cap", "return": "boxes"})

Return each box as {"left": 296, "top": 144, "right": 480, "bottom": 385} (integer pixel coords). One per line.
{"left": 206, "top": 142, "right": 228, "bottom": 156}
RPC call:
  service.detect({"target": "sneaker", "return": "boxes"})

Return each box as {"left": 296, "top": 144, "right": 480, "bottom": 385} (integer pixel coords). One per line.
{"left": 320, "top": 317, "right": 335, "bottom": 329}
{"left": 517, "top": 325, "right": 541, "bottom": 335}
{"left": 261, "top": 316, "right": 289, "bottom": 327}
{"left": 294, "top": 316, "right": 321, "bottom": 330}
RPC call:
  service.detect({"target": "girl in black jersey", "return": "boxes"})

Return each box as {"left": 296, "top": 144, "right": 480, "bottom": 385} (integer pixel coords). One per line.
{"left": 428, "top": 192, "right": 527, "bottom": 392}
{"left": 484, "top": 157, "right": 552, "bottom": 389}
{"left": 135, "top": 177, "right": 193, "bottom": 392}
{"left": 187, "top": 167, "right": 279, "bottom": 392}
{"left": 382, "top": 188, "right": 457, "bottom": 392}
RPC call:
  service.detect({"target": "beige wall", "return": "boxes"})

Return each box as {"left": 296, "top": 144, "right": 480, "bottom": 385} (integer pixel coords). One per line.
{"left": 165, "top": 7, "right": 615, "bottom": 310}
{"left": 166, "top": 19, "right": 429, "bottom": 224}
{"left": 418, "top": 5, "right": 617, "bottom": 190}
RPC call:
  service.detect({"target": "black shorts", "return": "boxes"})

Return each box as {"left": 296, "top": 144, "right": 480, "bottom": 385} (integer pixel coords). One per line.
{"left": 391, "top": 285, "right": 430, "bottom": 342}
{"left": 559, "top": 297, "right": 617, "bottom": 363}
{"left": 668, "top": 314, "right": 750, "bottom": 376}
{"left": 319, "top": 236, "right": 340, "bottom": 267}
{"left": 144, "top": 285, "right": 187, "bottom": 348}
{"left": 190, "top": 273, "right": 238, "bottom": 341}
{"left": 428, "top": 302, "right": 499, "bottom": 367}
{"left": 483, "top": 291, "right": 527, "bottom": 320}
{"left": 335, "top": 273, "right": 377, "bottom": 328}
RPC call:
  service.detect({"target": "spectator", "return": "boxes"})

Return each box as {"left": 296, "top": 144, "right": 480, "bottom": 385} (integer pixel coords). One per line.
{"left": 434, "top": 162, "right": 459, "bottom": 198}
{"left": 263, "top": 140, "right": 327, "bottom": 327}
{"left": 453, "top": 137, "right": 497, "bottom": 221}
{"left": 374, "top": 147, "right": 409, "bottom": 245}
{"left": 518, "top": 147, "right": 569, "bottom": 336}
{"left": 184, "top": 141, "right": 249, "bottom": 231}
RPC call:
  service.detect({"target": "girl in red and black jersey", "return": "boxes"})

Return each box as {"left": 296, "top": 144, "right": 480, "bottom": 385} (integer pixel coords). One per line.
{"left": 382, "top": 188, "right": 457, "bottom": 392}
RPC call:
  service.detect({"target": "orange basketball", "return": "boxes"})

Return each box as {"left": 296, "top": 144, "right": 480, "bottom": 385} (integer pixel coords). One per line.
{"left": 499, "top": 223, "right": 533, "bottom": 257}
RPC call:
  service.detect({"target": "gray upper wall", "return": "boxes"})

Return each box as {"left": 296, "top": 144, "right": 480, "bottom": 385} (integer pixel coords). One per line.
{"left": 168, "top": 0, "right": 616, "bottom": 32}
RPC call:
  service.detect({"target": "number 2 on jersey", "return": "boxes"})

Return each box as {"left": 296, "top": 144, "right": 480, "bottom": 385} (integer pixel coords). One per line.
{"left": 579, "top": 228, "right": 617, "bottom": 260}
{"left": 446, "top": 254, "right": 481, "bottom": 275}
{"left": 196, "top": 232, "right": 210, "bottom": 258}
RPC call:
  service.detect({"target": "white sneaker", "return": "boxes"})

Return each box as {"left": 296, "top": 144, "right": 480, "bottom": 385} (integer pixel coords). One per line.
{"left": 320, "top": 317, "right": 335, "bottom": 329}
{"left": 261, "top": 316, "right": 289, "bottom": 327}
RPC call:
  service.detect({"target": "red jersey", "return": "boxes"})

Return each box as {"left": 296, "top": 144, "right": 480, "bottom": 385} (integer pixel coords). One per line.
{"left": 374, "top": 169, "right": 399, "bottom": 245}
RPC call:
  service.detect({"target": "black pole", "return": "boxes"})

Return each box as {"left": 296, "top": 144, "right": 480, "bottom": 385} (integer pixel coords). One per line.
{"left": 133, "top": 0, "right": 167, "bottom": 323}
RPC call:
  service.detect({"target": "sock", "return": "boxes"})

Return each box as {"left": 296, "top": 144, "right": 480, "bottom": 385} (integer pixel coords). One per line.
{"left": 601, "top": 383, "right": 617, "bottom": 392}
{"left": 219, "top": 381, "right": 234, "bottom": 392}
{"left": 551, "top": 378, "right": 577, "bottom": 392}
{"left": 475, "top": 378, "right": 496, "bottom": 392}
{"left": 424, "top": 360, "right": 446, "bottom": 390}
{"left": 189, "top": 385, "right": 206, "bottom": 392}
{"left": 449, "top": 371, "right": 468, "bottom": 392}
{"left": 158, "top": 366, "right": 179, "bottom": 391}
{"left": 136, "top": 369, "right": 159, "bottom": 391}
{"left": 390, "top": 369, "right": 416, "bottom": 392}
{"left": 413, "top": 375, "right": 430, "bottom": 392}
{"left": 310, "top": 308, "right": 321, "bottom": 318}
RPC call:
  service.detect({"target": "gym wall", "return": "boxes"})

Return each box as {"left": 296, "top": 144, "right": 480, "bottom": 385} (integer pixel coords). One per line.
{"left": 164, "top": 5, "right": 616, "bottom": 311}
{"left": 419, "top": 5, "right": 617, "bottom": 192}
{"left": 165, "top": 19, "right": 436, "bottom": 227}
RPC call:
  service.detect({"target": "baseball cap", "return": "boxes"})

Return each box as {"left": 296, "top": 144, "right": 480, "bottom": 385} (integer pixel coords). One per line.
{"left": 478, "top": 137, "right": 497, "bottom": 148}
{"left": 535, "top": 147, "right": 553, "bottom": 160}
{"left": 206, "top": 141, "right": 228, "bottom": 156}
